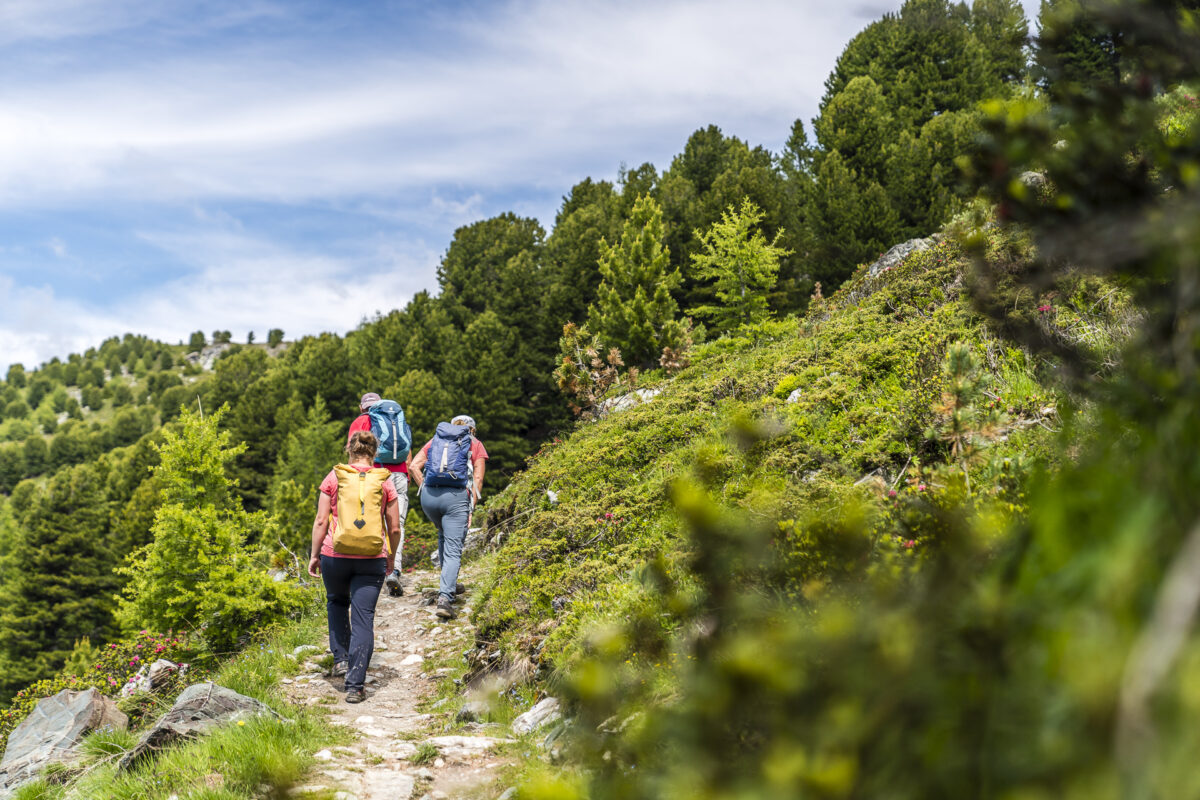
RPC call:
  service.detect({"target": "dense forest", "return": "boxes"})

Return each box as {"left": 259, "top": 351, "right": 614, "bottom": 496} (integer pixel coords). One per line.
{"left": 1, "top": 0, "right": 1198, "bottom": 795}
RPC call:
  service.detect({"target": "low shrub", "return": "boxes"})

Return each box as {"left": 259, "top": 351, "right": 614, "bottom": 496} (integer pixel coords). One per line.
{"left": 0, "top": 630, "right": 197, "bottom": 743}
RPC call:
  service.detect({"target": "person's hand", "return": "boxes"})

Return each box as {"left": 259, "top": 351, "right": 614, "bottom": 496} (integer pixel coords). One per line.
{"left": 386, "top": 556, "right": 395, "bottom": 574}
{"left": 308, "top": 556, "right": 321, "bottom": 577}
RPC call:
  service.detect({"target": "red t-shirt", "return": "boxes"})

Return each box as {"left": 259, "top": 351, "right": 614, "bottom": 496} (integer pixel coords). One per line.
{"left": 319, "top": 466, "right": 398, "bottom": 559}
{"left": 349, "top": 413, "right": 408, "bottom": 474}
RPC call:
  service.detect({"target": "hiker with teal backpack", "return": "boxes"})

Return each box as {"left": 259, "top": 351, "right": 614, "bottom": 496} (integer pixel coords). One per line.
{"left": 410, "top": 414, "right": 488, "bottom": 619}
{"left": 349, "top": 392, "right": 412, "bottom": 596}
{"left": 308, "top": 430, "right": 401, "bottom": 704}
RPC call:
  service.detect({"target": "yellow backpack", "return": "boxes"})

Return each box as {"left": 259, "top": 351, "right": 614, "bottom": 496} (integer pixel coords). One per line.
{"left": 331, "top": 465, "right": 391, "bottom": 556}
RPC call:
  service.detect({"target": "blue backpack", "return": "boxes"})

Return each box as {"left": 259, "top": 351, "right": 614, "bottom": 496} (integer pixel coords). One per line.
{"left": 367, "top": 400, "right": 411, "bottom": 464}
{"left": 424, "top": 422, "right": 473, "bottom": 488}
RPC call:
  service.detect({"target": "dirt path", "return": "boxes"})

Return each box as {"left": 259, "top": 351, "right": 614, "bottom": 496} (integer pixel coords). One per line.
{"left": 284, "top": 568, "right": 512, "bottom": 800}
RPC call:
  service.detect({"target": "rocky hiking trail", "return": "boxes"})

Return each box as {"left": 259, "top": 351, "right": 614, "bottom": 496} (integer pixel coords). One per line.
{"left": 283, "top": 567, "right": 523, "bottom": 800}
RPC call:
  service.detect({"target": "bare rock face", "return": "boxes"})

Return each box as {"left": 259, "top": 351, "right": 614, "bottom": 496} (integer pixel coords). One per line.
{"left": 0, "top": 688, "right": 128, "bottom": 794}
{"left": 119, "top": 659, "right": 186, "bottom": 698}
{"left": 511, "top": 697, "right": 561, "bottom": 736}
{"left": 866, "top": 237, "right": 934, "bottom": 278}
{"left": 118, "top": 682, "right": 280, "bottom": 771}
{"left": 598, "top": 388, "right": 662, "bottom": 418}
{"left": 1019, "top": 170, "right": 1047, "bottom": 189}
{"left": 183, "top": 343, "right": 230, "bottom": 371}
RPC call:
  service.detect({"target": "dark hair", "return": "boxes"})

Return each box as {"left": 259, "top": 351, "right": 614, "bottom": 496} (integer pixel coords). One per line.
{"left": 346, "top": 430, "right": 377, "bottom": 462}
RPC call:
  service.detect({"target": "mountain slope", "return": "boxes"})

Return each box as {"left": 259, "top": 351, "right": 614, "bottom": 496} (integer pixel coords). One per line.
{"left": 471, "top": 227, "right": 1105, "bottom": 674}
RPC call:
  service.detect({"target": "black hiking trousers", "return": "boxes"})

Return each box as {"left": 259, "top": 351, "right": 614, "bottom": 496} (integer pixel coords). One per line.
{"left": 320, "top": 555, "right": 387, "bottom": 691}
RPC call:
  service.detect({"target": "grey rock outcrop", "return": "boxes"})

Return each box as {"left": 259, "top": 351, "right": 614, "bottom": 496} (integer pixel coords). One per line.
{"left": 118, "top": 682, "right": 280, "bottom": 771}
{"left": 183, "top": 343, "right": 230, "bottom": 371}
{"left": 867, "top": 237, "right": 934, "bottom": 278}
{"left": 512, "top": 697, "right": 561, "bottom": 735}
{"left": 1019, "top": 170, "right": 1047, "bottom": 189}
{"left": 120, "top": 659, "right": 185, "bottom": 698}
{"left": 598, "top": 388, "right": 661, "bottom": 418}
{"left": 0, "top": 688, "right": 128, "bottom": 794}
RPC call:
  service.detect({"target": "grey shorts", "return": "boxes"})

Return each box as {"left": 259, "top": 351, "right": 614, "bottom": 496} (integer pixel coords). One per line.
{"left": 386, "top": 471, "right": 410, "bottom": 533}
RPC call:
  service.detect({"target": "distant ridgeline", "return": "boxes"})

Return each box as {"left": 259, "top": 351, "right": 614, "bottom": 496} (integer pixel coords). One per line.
{"left": 0, "top": 0, "right": 1106, "bottom": 711}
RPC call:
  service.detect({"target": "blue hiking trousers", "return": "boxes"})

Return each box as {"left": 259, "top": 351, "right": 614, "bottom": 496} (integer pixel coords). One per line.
{"left": 320, "top": 555, "right": 386, "bottom": 690}
{"left": 419, "top": 484, "right": 471, "bottom": 601}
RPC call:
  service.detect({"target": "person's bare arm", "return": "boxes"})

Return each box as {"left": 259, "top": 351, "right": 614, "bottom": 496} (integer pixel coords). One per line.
{"left": 309, "top": 492, "right": 332, "bottom": 577}
{"left": 472, "top": 457, "right": 486, "bottom": 501}
{"left": 385, "top": 498, "right": 400, "bottom": 572}
{"left": 410, "top": 447, "right": 427, "bottom": 488}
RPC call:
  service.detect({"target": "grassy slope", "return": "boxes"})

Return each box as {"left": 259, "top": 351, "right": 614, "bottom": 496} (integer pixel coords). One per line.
{"left": 472, "top": 231, "right": 1067, "bottom": 672}
{"left": 13, "top": 599, "right": 351, "bottom": 800}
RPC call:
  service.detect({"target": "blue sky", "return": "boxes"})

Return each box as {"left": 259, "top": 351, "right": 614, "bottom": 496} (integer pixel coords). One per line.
{"left": 0, "top": 0, "right": 1042, "bottom": 372}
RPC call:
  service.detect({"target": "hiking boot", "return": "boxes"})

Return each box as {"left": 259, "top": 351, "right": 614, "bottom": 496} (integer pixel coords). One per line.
{"left": 435, "top": 597, "right": 456, "bottom": 619}
{"left": 455, "top": 582, "right": 465, "bottom": 596}
{"left": 345, "top": 687, "right": 365, "bottom": 704}
{"left": 330, "top": 660, "right": 348, "bottom": 678}
{"left": 385, "top": 569, "right": 404, "bottom": 597}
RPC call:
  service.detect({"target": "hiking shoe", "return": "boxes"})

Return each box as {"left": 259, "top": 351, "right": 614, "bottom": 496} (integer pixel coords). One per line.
{"left": 331, "top": 661, "right": 348, "bottom": 678}
{"left": 345, "top": 687, "right": 365, "bottom": 704}
{"left": 435, "top": 598, "right": 456, "bottom": 619}
{"left": 455, "top": 582, "right": 465, "bottom": 596}
{"left": 385, "top": 569, "right": 404, "bottom": 597}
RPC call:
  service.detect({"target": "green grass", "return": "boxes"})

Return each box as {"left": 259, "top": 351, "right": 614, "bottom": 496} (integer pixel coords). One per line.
{"left": 471, "top": 229, "right": 1121, "bottom": 678}
{"left": 410, "top": 742, "right": 439, "bottom": 765}
{"left": 14, "top": 605, "right": 351, "bottom": 800}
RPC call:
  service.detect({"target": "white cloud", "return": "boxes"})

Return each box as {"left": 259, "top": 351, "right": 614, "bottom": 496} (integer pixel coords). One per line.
{"left": 0, "top": 227, "right": 441, "bottom": 371}
{"left": 0, "top": 0, "right": 1047, "bottom": 208}
{"left": 0, "top": 0, "right": 886, "bottom": 209}
{"left": 0, "top": 0, "right": 1048, "bottom": 371}
{"left": 0, "top": 0, "right": 285, "bottom": 44}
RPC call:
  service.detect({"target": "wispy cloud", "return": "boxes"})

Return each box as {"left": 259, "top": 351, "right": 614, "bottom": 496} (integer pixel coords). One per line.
{"left": 46, "top": 237, "right": 67, "bottom": 258}
{"left": 0, "top": 0, "right": 1045, "bottom": 370}
{"left": 0, "top": 0, "right": 869, "bottom": 209}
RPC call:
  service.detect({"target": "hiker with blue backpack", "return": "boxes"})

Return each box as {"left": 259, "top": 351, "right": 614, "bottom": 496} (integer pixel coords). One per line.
{"left": 349, "top": 392, "right": 412, "bottom": 596}
{"left": 410, "top": 414, "right": 488, "bottom": 620}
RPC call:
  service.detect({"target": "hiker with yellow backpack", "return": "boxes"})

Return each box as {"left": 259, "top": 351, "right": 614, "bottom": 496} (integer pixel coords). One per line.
{"left": 307, "top": 430, "right": 401, "bottom": 704}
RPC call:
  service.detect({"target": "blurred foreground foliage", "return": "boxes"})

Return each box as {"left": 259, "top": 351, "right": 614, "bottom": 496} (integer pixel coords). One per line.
{"left": 516, "top": 1, "right": 1200, "bottom": 797}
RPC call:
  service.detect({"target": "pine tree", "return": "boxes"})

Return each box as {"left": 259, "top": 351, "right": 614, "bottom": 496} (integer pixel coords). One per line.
{"left": 800, "top": 0, "right": 1029, "bottom": 290}
{"left": 117, "top": 408, "right": 297, "bottom": 653}
{"left": 267, "top": 397, "right": 342, "bottom": 553}
{"left": 0, "top": 464, "right": 118, "bottom": 699}
{"left": 437, "top": 213, "right": 545, "bottom": 327}
{"left": 0, "top": 446, "right": 23, "bottom": 493}
{"left": 587, "top": 195, "right": 687, "bottom": 369}
{"left": 451, "top": 311, "right": 528, "bottom": 474}
{"left": 688, "top": 199, "right": 791, "bottom": 333}
{"left": 656, "top": 127, "right": 795, "bottom": 312}
{"left": 22, "top": 436, "right": 47, "bottom": 477}
{"left": 1033, "top": 0, "right": 1121, "bottom": 96}
{"left": 971, "top": 0, "right": 1030, "bottom": 85}
{"left": 543, "top": 178, "right": 623, "bottom": 330}
{"left": 812, "top": 75, "right": 895, "bottom": 185}
{"left": 807, "top": 151, "right": 901, "bottom": 286}
{"left": 4, "top": 364, "right": 25, "bottom": 389}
